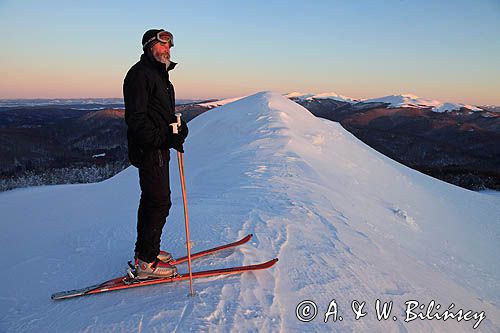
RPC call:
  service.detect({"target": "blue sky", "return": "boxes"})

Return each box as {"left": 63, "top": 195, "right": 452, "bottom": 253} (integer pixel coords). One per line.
{"left": 0, "top": 0, "right": 499, "bottom": 104}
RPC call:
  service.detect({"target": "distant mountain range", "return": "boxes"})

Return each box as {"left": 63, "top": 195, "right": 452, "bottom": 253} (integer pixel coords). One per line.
{"left": 0, "top": 92, "right": 498, "bottom": 191}
{"left": 0, "top": 98, "right": 201, "bottom": 109}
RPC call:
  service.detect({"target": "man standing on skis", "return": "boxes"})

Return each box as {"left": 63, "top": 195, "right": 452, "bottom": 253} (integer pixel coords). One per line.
{"left": 123, "top": 29, "right": 188, "bottom": 278}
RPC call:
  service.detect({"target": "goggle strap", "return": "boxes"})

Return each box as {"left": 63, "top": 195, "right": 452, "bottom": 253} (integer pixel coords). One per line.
{"left": 143, "top": 30, "right": 173, "bottom": 48}
{"left": 143, "top": 36, "right": 157, "bottom": 48}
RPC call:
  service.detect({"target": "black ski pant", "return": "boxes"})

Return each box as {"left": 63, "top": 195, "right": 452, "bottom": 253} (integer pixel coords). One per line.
{"left": 135, "top": 149, "right": 172, "bottom": 263}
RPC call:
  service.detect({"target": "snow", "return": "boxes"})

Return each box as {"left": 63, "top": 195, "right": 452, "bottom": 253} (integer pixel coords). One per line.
{"left": 283, "top": 92, "right": 316, "bottom": 100}
{"left": 311, "top": 92, "right": 359, "bottom": 102}
{"left": 284, "top": 91, "right": 359, "bottom": 103}
{"left": 197, "top": 95, "right": 249, "bottom": 107}
{"left": 363, "top": 94, "right": 483, "bottom": 112}
{"left": 1, "top": 91, "right": 499, "bottom": 331}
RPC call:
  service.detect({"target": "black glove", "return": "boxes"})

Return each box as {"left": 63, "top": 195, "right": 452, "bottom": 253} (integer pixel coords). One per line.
{"left": 178, "top": 119, "right": 189, "bottom": 141}
{"left": 165, "top": 119, "right": 188, "bottom": 153}
{"left": 169, "top": 134, "right": 185, "bottom": 153}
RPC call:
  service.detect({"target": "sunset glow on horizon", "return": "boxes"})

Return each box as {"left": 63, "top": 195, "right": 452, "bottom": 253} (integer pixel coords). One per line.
{"left": 1, "top": 0, "right": 499, "bottom": 105}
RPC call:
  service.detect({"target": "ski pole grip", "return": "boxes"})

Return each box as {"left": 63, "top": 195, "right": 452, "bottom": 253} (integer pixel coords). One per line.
{"left": 169, "top": 113, "right": 182, "bottom": 134}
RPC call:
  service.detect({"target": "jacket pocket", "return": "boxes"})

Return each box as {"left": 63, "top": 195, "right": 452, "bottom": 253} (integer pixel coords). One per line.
{"left": 128, "top": 141, "right": 145, "bottom": 168}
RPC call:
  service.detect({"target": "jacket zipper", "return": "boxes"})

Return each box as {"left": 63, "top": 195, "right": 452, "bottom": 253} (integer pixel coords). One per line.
{"left": 158, "top": 150, "right": 163, "bottom": 167}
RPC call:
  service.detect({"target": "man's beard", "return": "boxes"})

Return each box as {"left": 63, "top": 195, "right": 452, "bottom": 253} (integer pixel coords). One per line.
{"left": 152, "top": 50, "right": 170, "bottom": 68}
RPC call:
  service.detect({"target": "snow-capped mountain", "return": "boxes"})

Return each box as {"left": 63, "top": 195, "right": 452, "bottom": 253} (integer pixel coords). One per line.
{"left": 284, "top": 91, "right": 359, "bottom": 103}
{"left": 362, "top": 94, "right": 483, "bottom": 113}
{"left": 1, "top": 92, "right": 499, "bottom": 331}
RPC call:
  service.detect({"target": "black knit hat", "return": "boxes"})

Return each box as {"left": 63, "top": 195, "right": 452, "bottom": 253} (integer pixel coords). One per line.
{"left": 142, "top": 29, "right": 163, "bottom": 50}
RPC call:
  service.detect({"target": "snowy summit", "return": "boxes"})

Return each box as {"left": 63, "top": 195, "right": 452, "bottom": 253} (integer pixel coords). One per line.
{"left": 0, "top": 91, "right": 499, "bottom": 331}
{"left": 362, "top": 93, "right": 483, "bottom": 112}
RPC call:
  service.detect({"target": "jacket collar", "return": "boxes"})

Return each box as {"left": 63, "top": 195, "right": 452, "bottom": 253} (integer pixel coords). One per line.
{"left": 140, "top": 52, "right": 177, "bottom": 72}
{"left": 167, "top": 61, "right": 177, "bottom": 71}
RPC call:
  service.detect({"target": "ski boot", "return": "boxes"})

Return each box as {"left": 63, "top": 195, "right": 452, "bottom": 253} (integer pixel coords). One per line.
{"left": 133, "top": 250, "right": 173, "bottom": 265}
{"left": 134, "top": 258, "right": 178, "bottom": 279}
{"left": 157, "top": 250, "right": 173, "bottom": 263}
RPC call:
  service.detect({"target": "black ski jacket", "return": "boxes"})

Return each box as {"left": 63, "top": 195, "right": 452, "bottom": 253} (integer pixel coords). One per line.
{"left": 123, "top": 52, "right": 177, "bottom": 166}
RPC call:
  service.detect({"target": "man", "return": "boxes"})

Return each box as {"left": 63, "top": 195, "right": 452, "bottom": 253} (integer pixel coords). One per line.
{"left": 123, "top": 29, "right": 188, "bottom": 278}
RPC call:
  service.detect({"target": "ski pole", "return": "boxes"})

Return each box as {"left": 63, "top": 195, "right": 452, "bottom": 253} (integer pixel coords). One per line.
{"left": 172, "top": 113, "right": 195, "bottom": 296}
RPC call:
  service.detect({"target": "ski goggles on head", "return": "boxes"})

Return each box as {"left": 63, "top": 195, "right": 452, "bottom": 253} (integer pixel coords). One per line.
{"left": 143, "top": 30, "right": 174, "bottom": 49}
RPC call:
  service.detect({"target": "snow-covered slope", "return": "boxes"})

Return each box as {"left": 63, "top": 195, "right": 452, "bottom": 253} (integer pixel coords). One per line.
{"left": 1, "top": 92, "right": 499, "bottom": 332}
{"left": 363, "top": 94, "right": 483, "bottom": 112}
{"left": 197, "top": 95, "right": 249, "bottom": 108}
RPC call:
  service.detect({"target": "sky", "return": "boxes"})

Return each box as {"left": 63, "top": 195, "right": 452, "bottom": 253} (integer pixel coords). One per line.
{"left": 0, "top": 0, "right": 499, "bottom": 105}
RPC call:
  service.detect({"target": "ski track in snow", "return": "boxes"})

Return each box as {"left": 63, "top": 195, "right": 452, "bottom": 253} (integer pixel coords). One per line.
{"left": 1, "top": 91, "right": 499, "bottom": 332}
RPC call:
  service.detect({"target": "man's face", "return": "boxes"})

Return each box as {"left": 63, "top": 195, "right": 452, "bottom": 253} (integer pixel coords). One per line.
{"left": 151, "top": 41, "right": 171, "bottom": 65}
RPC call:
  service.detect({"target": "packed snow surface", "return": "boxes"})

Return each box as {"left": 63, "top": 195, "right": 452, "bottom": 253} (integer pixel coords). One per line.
{"left": 363, "top": 94, "right": 483, "bottom": 112}
{"left": 1, "top": 92, "right": 499, "bottom": 332}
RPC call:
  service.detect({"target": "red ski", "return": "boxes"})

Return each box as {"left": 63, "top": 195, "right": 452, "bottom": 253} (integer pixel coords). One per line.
{"left": 170, "top": 233, "right": 253, "bottom": 265}
{"left": 51, "top": 258, "right": 278, "bottom": 300}
{"left": 125, "top": 233, "right": 254, "bottom": 270}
